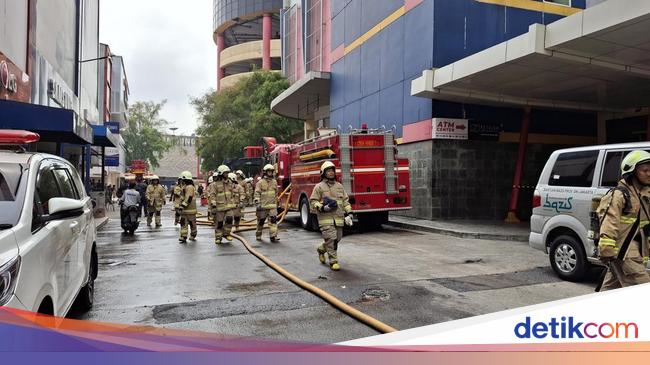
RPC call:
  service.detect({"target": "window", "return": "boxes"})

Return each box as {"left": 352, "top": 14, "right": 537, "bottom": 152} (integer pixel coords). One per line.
{"left": 544, "top": 0, "right": 571, "bottom": 6}
{"left": 548, "top": 151, "right": 598, "bottom": 187}
{"left": 37, "top": 170, "right": 60, "bottom": 215}
{"left": 53, "top": 169, "right": 78, "bottom": 199}
{"left": 600, "top": 149, "right": 650, "bottom": 187}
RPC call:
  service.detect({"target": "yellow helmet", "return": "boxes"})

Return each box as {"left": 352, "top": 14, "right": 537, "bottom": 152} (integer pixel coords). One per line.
{"left": 320, "top": 161, "right": 336, "bottom": 175}
{"left": 263, "top": 164, "right": 275, "bottom": 172}
{"left": 622, "top": 150, "right": 650, "bottom": 176}
{"left": 228, "top": 172, "right": 237, "bottom": 183}
{"left": 180, "top": 171, "right": 193, "bottom": 180}
{"left": 217, "top": 164, "right": 231, "bottom": 177}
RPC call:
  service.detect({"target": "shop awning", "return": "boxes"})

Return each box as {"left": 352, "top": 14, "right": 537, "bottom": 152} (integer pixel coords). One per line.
{"left": 271, "top": 71, "right": 330, "bottom": 120}
{"left": 411, "top": 0, "right": 650, "bottom": 113}
{"left": 91, "top": 125, "right": 119, "bottom": 147}
{"left": 0, "top": 99, "right": 93, "bottom": 144}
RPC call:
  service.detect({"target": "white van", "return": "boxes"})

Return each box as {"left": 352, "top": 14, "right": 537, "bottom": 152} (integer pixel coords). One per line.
{"left": 530, "top": 142, "right": 650, "bottom": 281}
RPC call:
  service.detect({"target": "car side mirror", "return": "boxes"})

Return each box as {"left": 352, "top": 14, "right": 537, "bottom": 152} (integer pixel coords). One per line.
{"left": 43, "top": 198, "right": 85, "bottom": 222}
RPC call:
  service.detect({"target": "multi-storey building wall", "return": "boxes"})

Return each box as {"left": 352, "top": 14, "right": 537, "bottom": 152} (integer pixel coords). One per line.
{"left": 213, "top": 0, "right": 284, "bottom": 90}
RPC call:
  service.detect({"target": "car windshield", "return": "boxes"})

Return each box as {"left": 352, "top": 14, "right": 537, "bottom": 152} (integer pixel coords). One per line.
{"left": 0, "top": 162, "right": 27, "bottom": 227}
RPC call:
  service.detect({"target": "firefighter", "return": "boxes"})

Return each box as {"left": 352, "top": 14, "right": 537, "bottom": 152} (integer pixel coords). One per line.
{"left": 209, "top": 165, "right": 235, "bottom": 245}
{"left": 145, "top": 175, "right": 166, "bottom": 227}
{"left": 310, "top": 161, "right": 353, "bottom": 271}
{"left": 229, "top": 172, "right": 246, "bottom": 229}
{"left": 235, "top": 170, "right": 248, "bottom": 206}
{"left": 178, "top": 171, "right": 198, "bottom": 243}
{"left": 597, "top": 150, "right": 650, "bottom": 291}
{"left": 171, "top": 177, "right": 183, "bottom": 226}
{"left": 254, "top": 164, "right": 280, "bottom": 242}
{"left": 206, "top": 176, "right": 214, "bottom": 221}
{"left": 245, "top": 177, "right": 255, "bottom": 206}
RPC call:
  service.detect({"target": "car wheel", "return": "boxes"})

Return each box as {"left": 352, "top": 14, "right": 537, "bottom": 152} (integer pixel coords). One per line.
{"left": 299, "top": 197, "right": 318, "bottom": 231}
{"left": 74, "top": 250, "right": 97, "bottom": 311}
{"left": 549, "top": 234, "right": 587, "bottom": 282}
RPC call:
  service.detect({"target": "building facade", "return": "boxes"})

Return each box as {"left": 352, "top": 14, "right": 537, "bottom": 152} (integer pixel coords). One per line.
{"left": 0, "top": 0, "right": 118, "bottom": 192}
{"left": 272, "top": 0, "right": 650, "bottom": 221}
{"left": 213, "top": 0, "right": 284, "bottom": 90}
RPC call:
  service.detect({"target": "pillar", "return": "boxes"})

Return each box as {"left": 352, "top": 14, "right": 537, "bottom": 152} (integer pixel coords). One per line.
{"left": 505, "top": 107, "right": 531, "bottom": 223}
{"left": 262, "top": 13, "right": 272, "bottom": 70}
{"left": 217, "top": 34, "right": 226, "bottom": 90}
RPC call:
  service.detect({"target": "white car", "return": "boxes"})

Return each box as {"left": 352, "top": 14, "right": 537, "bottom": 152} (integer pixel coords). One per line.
{"left": 0, "top": 133, "right": 97, "bottom": 316}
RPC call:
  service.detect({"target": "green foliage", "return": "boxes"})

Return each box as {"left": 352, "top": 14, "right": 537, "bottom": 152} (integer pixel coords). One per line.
{"left": 123, "top": 101, "right": 172, "bottom": 169}
{"left": 193, "top": 70, "right": 302, "bottom": 172}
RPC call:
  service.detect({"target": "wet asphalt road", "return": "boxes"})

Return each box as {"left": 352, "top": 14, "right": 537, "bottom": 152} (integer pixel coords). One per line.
{"left": 75, "top": 206, "right": 598, "bottom": 343}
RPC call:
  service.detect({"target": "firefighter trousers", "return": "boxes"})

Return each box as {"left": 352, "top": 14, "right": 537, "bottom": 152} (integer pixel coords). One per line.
{"left": 179, "top": 213, "right": 197, "bottom": 241}
{"left": 256, "top": 208, "right": 278, "bottom": 239}
{"left": 213, "top": 210, "right": 233, "bottom": 243}
{"left": 318, "top": 225, "right": 343, "bottom": 264}
{"left": 601, "top": 241, "right": 650, "bottom": 291}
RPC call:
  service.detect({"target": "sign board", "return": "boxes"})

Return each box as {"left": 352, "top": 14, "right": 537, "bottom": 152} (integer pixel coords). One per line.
{"left": 432, "top": 118, "right": 468, "bottom": 140}
{"left": 105, "top": 147, "right": 119, "bottom": 167}
{"left": 105, "top": 121, "right": 120, "bottom": 134}
{"left": 469, "top": 120, "right": 503, "bottom": 141}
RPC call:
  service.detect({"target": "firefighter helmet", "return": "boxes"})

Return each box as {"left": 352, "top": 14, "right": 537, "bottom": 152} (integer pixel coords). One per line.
{"left": 228, "top": 172, "right": 237, "bottom": 183}
{"left": 150, "top": 175, "right": 159, "bottom": 181}
{"left": 622, "top": 150, "right": 650, "bottom": 176}
{"left": 217, "top": 164, "right": 231, "bottom": 177}
{"left": 235, "top": 170, "right": 245, "bottom": 178}
{"left": 320, "top": 161, "right": 336, "bottom": 175}
{"left": 208, "top": 176, "right": 213, "bottom": 184}
{"left": 263, "top": 164, "right": 275, "bottom": 172}
{"left": 180, "top": 171, "right": 193, "bottom": 180}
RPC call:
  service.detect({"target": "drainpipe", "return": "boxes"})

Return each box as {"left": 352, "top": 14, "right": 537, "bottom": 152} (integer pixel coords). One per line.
{"left": 505, "top": 107, "right": 531, "bottom": 223}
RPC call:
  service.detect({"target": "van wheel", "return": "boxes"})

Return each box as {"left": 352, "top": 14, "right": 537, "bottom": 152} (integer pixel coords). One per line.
{"left": 549, "top": 235, "right": 587, "bottom": 282}
{"left": 299, "top": 197, "right": 318, "bottom": 231}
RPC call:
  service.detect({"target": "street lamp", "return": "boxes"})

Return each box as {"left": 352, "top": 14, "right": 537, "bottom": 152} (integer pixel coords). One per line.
{"left": 169, "top": 127, "right": 178, "bottom": 136}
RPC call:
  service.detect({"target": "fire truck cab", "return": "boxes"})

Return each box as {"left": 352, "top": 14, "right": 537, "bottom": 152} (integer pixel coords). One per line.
{"left": 267, "top": 127, "right": 411, "bottom": 231}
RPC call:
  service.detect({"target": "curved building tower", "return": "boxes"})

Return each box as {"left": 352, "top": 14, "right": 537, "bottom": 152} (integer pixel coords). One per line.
{"left": 213, "top": 0, "right": 283, "bottom": 90}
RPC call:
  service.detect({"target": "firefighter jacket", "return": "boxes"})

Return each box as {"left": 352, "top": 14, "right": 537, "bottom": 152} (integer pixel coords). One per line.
{"left": 172, "top": 185, "right": 183, "bottom": 208}
{"left": 254, "top": 177, "right": 278, "bottom": 209}
{"left": 146, "top": 184, "right": 166, "bottom": 209}
{"left": 232, "top": 181, "right": 245, "bottom": 208}
{"left": 310, "top": 179, "right": 352, "bottom": 227}
{"left": 208, "top": 180, "right": 234, "bottom": 211}
{"left": 597, "top": 179, "right": 650, "bottom": 260}
{"left": 181, "top": 184, "right": 197, "bottom": 215}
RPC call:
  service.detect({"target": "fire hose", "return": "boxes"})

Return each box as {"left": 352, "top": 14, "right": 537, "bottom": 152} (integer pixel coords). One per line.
{"left": 195, "top": 185, "right": 397, "bottom": 334}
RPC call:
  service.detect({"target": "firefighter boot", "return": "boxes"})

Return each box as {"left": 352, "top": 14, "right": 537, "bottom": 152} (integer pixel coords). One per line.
{"left": 330, "top": 262, "right": 341, "bottom": 271}
{"left": 256, "top": 219, "right": 264, "bottom": 241}
{"left": 317, "top": 245, "right": 326, "bottom": 264}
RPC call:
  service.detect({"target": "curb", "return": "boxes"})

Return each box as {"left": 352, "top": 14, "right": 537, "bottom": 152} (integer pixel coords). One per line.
{"left": 386, "top": 220, "right": 529, "bottom": 242}
{"left": 95, "top": 217, "right": 109, "bottom": 231}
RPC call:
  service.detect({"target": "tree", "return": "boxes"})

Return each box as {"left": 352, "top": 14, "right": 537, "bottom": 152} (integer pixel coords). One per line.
{"left": 192, "top": 70, "right": 302, "bottom": 172}
{"left": 123, "top": 100, "right": 172, "bottom": 169}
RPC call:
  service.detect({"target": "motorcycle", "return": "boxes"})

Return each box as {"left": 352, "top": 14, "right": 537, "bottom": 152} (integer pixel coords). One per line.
{"left": 120, "top": 203, "right": 140, "bottom": 235}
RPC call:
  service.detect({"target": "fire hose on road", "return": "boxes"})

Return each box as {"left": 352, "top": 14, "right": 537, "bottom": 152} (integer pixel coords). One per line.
{"left": 195, "top": 185, "right": 397, "bottom": 334}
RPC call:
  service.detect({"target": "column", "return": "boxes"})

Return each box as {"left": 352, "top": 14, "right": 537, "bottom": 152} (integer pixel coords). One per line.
{"left": 505, "top": 107, "right": 531, "bottom": 223}
{"left": 263, "top": 13, "right": 272, "bottom": 70}
{"left": 217, "top": 34, "right": 226, "bottom": 90}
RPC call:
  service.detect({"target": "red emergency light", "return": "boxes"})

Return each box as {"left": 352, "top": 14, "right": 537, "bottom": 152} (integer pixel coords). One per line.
{"left": 0, "top": 130, "right": 40, "bottom": 144}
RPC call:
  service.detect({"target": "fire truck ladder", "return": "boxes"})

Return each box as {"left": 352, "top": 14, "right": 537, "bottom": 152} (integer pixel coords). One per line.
{"left": 339, "top": 134, "right": 353, "bottom": 194}
{"left": 384, "top": 133, "right": 397, "bottom": 194}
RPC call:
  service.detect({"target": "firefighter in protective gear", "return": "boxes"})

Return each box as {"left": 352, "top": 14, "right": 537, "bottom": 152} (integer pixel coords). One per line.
{"left": 310, "top": 161, "right": 352, "bottom": 271}
{"left": 171, "top": 177, "right": 183, "bottom": 225}
{"left": 254, "top": 164, "right": 280, "bottom": 241}
{"left": 229, "top": 172, "right": 246, "bottom": 229}
{"left": 208, "top": 165, "right": 235, "bottom": 245}
{"left": 245, "top": 177, "right": 255, "bottom": 206}
{"left": 597, "top": 150, "right": 650, "bottom": 290}
{"left": 178, "top": 171, "right": 198, "bottom": 243}
{"left": 206, "top": 176, "right": 214, "bottom": 221}
{"left": 235, "top": 170, "right": 249, "bottom": 207}
{"left": 145, "top": 175, "right": 166, "bottom": 227}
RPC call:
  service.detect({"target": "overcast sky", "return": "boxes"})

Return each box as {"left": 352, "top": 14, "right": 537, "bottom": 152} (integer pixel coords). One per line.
{"left": 100, "top": 0, "right": 216, "bottom": 136}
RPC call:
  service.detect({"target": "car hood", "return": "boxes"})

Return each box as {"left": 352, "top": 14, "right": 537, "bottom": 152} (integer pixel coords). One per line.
{"left": 0, "top": 229, "right": 19, "bottom": 267}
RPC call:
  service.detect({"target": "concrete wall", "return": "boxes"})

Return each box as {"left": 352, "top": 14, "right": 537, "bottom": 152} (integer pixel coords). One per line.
{"left": 396, "top": 139, "right": 561, "bottom": 221}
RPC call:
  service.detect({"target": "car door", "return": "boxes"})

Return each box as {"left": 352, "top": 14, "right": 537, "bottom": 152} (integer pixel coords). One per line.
{"left": 50, "top": 166, "right": 85, "bottom": 297}
{"left": 32, "top": 162, "right": 78, "bottom": 314}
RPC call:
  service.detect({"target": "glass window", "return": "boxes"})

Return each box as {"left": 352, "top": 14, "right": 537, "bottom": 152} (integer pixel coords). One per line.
{"left": 600, "top": 149, "right": 650, "bottom": 187}
{"left": 37, "top": 170, "right": 61, "bottom": 215}
{"left": 548, "top": 151, "right": 598, "bottom": 187}
{"left": 0, "top": 162, "right": 27, "bottom": 227}
{"left": 53, "top": 169, "right": 78, "bottom": 199}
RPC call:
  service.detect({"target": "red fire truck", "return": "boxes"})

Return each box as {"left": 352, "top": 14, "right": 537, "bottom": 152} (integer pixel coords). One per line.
{"left": 263, "top": 126, "right": 411, "bottom": 231}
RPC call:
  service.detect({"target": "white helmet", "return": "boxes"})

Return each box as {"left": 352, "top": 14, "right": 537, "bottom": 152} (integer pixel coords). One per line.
{"left": 263, "top": 164, "right": 275, "bottom": 172}
{"left": 228, "top": 172, "right": 237, "bottom": 183}
{"left": 217, "top": 164, "right": 231, "bottom": 177}
{"left": 208, "top": 176, "right": 213, "bottom": 184}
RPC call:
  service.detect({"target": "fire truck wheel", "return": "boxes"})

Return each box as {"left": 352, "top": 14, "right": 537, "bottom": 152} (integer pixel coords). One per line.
{"left": 299, "top": 196, "right": 318, "bottom": 231}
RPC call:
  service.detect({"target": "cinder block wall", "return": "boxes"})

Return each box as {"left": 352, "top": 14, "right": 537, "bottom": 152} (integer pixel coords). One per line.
{"left": 396, "top": 140, "right": 560, "bottom": 221}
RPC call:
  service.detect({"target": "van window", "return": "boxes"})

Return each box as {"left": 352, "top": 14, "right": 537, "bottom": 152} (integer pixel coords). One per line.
{"left": 600, "top": 149, "right": 650, "bottom": 187}
{"left": 548, "top": 151, "right": 598, "bottom": 187}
